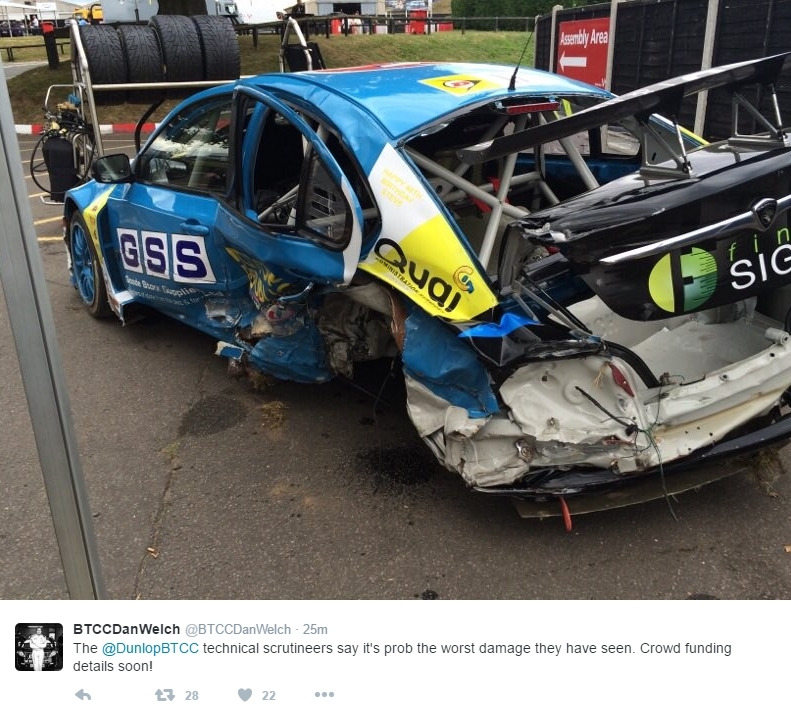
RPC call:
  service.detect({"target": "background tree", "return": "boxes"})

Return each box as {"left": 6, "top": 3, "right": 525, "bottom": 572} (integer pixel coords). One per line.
{"left": 155, "top": 0, "right": 208, "bottom": 15}
{"left": 452, "top": 0, "right": 561, "bottom": 30}
{"left": 452, "top": 0, "right": 590, "bottom": 15}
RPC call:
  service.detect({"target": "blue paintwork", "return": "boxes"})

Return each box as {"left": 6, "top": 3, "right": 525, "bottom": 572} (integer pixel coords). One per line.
{"left": 253, "top": 62, "right": 612, "bottom": 140}
{"left": 64, "top": 62, "right": 613, "bottom": 414}
{"left": 401, "top": 310, "right": 500, "bottom": 418}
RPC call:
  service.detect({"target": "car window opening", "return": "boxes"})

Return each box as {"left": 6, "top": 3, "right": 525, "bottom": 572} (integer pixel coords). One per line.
{"left": 401, "top": 94, "right": 708, "bottom": 275}
{"left": 404, "top": 96, "right": 623, "bottom": 272}
{"left": 252, "top": 111, "right": 306, "bottom": 225}
{"left": 138, "top": 98, "right": 232, "bottom": 192}
{"left": 250, "top": 108, "right": 378, "bottom": 248}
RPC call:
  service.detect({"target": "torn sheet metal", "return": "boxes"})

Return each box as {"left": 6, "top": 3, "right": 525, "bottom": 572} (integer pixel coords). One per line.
{"left": 401, "top": 308, "right": 499, "bottom": 419}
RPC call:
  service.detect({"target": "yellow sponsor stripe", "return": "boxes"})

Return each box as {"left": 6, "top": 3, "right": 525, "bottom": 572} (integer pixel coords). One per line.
{"left": 81, "top": 187, "right": 115, "bottom": 258}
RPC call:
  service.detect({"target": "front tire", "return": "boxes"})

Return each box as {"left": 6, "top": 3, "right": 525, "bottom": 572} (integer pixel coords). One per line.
{"left": 69, "top": 211, "right": 111, "bottom": 318}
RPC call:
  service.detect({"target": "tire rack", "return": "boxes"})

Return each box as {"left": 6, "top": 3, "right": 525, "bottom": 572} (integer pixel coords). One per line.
{"left": 68, "top": 18, "right": 238, "bottom": 158}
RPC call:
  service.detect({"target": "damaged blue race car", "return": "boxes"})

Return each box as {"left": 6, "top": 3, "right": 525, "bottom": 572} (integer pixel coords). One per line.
{"left": 64, "top": 54, "right": 791, "bottom": 517}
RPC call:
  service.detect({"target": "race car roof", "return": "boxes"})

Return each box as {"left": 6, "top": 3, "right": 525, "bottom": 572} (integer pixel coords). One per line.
{"left": 243, "top": 62, "right": 612, "bottom": 138}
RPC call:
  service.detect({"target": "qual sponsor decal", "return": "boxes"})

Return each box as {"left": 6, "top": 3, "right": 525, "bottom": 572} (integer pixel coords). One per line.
{"left": 453, "top": 265, "right": 475, "bottom": 293}
{"left": 373, "top": 236, "right": 464, "bottom": 313}
{"left": 648, "top": 246, "right": 717, "bottom": 313}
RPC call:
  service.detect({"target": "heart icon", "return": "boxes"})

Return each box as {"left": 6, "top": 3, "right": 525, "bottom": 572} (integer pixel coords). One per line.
{"left": 238, "top": 688, "right": 252, "bottom": 702}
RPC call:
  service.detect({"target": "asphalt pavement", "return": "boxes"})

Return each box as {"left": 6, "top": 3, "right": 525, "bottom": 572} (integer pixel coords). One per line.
{"left": 2, "top": 132, "right": 791, "bottom": 601}
{"left": 2, "top": 59, "right": 45, "bottom": 80}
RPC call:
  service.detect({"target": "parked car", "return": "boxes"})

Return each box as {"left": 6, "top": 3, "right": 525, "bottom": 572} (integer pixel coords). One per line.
{"left": 63, "top": 55, "right": 791, "bottom": 516}
{"left": 0, "top": 20, "right": 26, "bottom": 37}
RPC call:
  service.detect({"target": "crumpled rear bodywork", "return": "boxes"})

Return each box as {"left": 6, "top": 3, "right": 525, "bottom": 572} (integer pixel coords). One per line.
{"left": 403, "top": 300, "right": 791, "bottom": 491}
{"left": 394, "top": 53, "right": 791, "bottom": 502}
{"left": 64, "top": 55, "right": 791, "bottom": 512}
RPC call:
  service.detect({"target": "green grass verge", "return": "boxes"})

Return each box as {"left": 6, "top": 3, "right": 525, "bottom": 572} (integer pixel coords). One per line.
{"left": 3, "top": 29, "right": 533, "bottom": 126}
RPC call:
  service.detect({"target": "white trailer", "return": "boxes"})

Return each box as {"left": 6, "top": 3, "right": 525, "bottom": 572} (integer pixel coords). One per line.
{"left": 99, "top": 1, "right": 205, "bottom": 23}
{"left": 100, "top": 1, "right": 315, "bottom": 25}
{"left": 223, "top": 0, "right": 288, "bottom": 24}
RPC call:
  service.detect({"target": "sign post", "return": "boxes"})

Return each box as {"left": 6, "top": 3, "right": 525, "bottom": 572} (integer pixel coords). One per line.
{"left": 0, "top": 61, "right": 105, "bottom": 600}
{"left": 35, "top": 1, "right": 58, "bottom": 24}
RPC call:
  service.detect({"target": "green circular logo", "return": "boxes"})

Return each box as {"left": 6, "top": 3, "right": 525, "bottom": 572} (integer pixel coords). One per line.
{"left": 648, "top": 247, "right": 717, "bottom": 313}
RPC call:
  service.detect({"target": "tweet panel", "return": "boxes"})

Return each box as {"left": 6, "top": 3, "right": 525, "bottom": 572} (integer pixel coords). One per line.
{"left": 5, "top": 600, "right": 785, "bottom": 718}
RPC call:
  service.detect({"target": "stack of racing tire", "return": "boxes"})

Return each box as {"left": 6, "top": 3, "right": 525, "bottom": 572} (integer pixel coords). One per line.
{"left": 77, "top": 15, "right": 241, "bottom": 103}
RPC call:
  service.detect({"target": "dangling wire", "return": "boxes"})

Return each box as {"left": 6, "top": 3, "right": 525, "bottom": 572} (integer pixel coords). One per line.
{"left": 574, "top": 385, "right": 638, "bottom": 435}
{"left": 642, "top": 427, "right": 677, "bottom": 521}
{"left": 575, "top": 378, "right": 678, "bottom": 521}
{"left": 640, "top": 376, "right": 678, "bottom": 520}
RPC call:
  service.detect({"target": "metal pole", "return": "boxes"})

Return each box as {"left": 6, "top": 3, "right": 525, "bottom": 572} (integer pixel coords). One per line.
{"left": 0, "top": 58, "right": 105, "bottom": 600}
{"left": 605, "top": 0, "right": 621, "bottom": 92}
{"left": 694, "top": 0, "right": 721, "bottom": 136}
{"left": 549, "top": 5, "right": 562, "bottom": 74}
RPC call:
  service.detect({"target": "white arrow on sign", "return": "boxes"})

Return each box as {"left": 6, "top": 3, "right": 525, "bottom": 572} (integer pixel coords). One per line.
{"left": 559, "top": 52, "right": 588, "bottom": 72}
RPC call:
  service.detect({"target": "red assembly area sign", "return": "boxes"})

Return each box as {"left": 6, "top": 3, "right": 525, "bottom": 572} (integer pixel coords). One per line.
{"left": 556, "top": 18, "right": 610, "bottom": 89}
